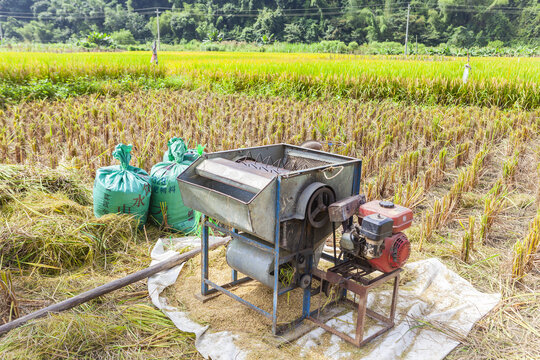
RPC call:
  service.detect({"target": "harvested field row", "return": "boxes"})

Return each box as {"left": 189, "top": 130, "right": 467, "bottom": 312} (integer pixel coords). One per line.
{"left": 1, "top": 89, "right": 538, "bottom": 176}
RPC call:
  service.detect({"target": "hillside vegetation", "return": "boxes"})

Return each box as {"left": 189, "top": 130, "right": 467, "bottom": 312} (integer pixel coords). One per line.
{"left": 1, "top": 0, "right": 539, "bottom": 47}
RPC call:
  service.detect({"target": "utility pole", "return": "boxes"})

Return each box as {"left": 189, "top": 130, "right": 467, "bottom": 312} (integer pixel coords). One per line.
{"left": 0, "top": 17, "right": 3, "bottom": 43}
{"left": 155, "top": 8, "right": 160, "bottom": 51}
{"left": 404, "top": 3, "right": 410, "bottom": 56}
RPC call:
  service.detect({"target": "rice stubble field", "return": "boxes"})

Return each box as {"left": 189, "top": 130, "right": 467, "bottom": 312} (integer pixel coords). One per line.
{"left": 0, "top": 51, "right": 539, "bottom": 359}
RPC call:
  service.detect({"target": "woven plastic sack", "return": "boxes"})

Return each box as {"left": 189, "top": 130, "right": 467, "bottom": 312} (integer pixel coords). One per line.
{"left": 163, "top": 142, "right": 204, "bottom": 162}
{"left": 150, "top": 138, "right": 202, "bottom": 233}
{"left": 93, "top": 144, "right": 151, "bottom": 225}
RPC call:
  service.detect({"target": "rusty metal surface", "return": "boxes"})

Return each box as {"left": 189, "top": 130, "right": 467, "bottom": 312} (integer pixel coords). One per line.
{"left": 237, "top": 159, "right": 291, "bottom": 175}
{"left": 310, "top": 266, "right": 401, "bottom": 347}
{"left": 328, "top": 194, "right": 366, "bottom": 223}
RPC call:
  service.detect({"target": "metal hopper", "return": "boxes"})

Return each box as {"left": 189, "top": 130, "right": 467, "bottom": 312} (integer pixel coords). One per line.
{"left": 177, "top": 143, "right": 361, "bottom": 249}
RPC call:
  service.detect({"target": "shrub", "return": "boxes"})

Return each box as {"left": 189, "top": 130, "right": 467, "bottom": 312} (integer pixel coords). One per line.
{"left": 111, "top": 30, "right": 137, "bottom": 45}
{"left": 79, "top": 32, "right": 115, "bottom": 48}
{"left": 487, "top": 40, "right": 504, "bottom": 49}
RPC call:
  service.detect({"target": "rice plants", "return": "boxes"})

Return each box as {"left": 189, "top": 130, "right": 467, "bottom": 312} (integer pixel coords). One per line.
{"left": 419, "top": 147, "right": 490, "bottom": 249}
{"left": 419, "top": 194, "right": 458, "bottom": 250}
{"left": 479, "top": 182, "right": 508, "bottom": 244}
{"left": 0, "top": 271, "right": 18, "bottom": 323}
{"left": 512, "top": 211, "right": 540, "bottom": 280}
{"left": 0, "top": 165, "right": 137, "bottom": 273}
{"left": 460, "top": 216, "right": 476, "bottom": 263}
{"left": 4, "top": 88, "right": 535, "bottom": 181}
{"left": 450, "top": 146, "right": 489, "bottom": 196}
{"left": 0, "top": 303, "right": 196, "bottom": 359}
{"left": 423, "top": 148, "right": 448, "bottom": 191}
{"left": 1, "top": 52, "right": 538, "bottom": 108}
{"left": 453, "top": 142, "right": 470, "bottom": 169}
{"left": 393, "top": 178, "right": 424, "bottom": 209}
{"left": 502, "top": 151, "right": 519, "bottom": 185}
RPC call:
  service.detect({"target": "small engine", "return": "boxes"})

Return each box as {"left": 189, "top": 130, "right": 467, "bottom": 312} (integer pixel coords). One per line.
{"left": 329, "top": 197, "right": 413, "bottom": 273}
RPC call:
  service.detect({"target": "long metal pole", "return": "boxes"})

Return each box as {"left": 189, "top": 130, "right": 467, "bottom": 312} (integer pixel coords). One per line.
{"left": 0, "top": 17, "right": 3, "bottom": 43}
{"left": 404, "top": 3, "right": 410, "bottom": 56}
{"left": 0, "top": 238, "right": 229, "bottom": 335}
{"left": 156, "top": 8, "right": 160, "bottom": 51}
{"left": 271, "top": 177, "right": 282, "bottom": 335}
{"left": 201, "top": 216, "right": 209, "bottom": 295}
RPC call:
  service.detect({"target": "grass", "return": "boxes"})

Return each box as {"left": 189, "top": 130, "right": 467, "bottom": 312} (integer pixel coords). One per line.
{"left": 418, "top": 146, "right": 489, "bottom": 249}
{"left": 479, "top": 182, "right": 508, "bottom": 243}
{"left": 409, "top": 138, "right": 539, "bottom": 359}
{"left": 460, "top": 216, "right": 475, "bottom": 263}
{"left": 0, "top": 52, "right": 539, "bottom": 108}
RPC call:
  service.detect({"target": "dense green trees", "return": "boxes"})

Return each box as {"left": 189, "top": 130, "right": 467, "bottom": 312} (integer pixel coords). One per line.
{"left": 0, "top": 0, "right": 538, "bottom": 46}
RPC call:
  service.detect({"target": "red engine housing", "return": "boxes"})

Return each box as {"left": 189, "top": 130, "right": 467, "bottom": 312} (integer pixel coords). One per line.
{"left": 359, "top": 200, "right": 413, "bottom": 233}
{"left": 367, "top": 232, "right": 410, "bottom": 273}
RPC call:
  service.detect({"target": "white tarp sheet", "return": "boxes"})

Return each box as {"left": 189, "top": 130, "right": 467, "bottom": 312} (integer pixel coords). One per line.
{"left": 147, "top": 236, "right": 500, "bottom": 360}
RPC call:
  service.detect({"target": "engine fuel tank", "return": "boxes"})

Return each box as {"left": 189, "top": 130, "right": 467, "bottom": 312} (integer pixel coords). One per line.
{"left": 359, "top": 200, "right": 413, "bottom": 233}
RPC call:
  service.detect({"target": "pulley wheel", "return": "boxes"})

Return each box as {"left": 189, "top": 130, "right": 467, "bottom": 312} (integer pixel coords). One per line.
{"left": 299, "top": 274, "right": 312, "bottom": 289}
{"left": 306, "top": 187, "right": 335, "bottom": 228}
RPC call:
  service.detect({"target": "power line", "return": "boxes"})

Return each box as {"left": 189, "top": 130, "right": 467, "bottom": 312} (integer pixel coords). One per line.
{"left": 0, "top": 6, "right": 176, "bottom": 16}
{"left": 0, "top": 3, "right": 536, "bottom": 22}
{"left": 1, "top": 3, "right": 536, "bottom": 18}
{"left": 0, "top": 7, "right": 384, "bottom": 20}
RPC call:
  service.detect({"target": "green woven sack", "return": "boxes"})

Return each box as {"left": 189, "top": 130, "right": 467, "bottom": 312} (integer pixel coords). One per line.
{"left": 162, "top": 142, "right": 205, "bottom": 162}
{"left": 150, "top": 138, "right": 202, "bottom": 233}
{"left": 93, "top": 144, "right": 151, "bottom": 225}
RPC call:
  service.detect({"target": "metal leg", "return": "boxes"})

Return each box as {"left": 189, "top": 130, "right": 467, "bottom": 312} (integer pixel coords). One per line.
{"left": 271, "top": 177, "right": 282, "bottom": 335}
{"left": 201, "top": 215, "right": 209, "bottom": 296}
{"left": 389, "top": 273, "right": 399, "bottom": 322}
{"left": 272, "top": 241, "right": 279, "bottom": 335}
{"left": 199, "top": 176, "right": 314, "bottom": 338}
{"left": 332, "top": 223, "right": 337, "bottom": 267}
{"left": 355, "top": 287, "right": 367, "bottom": 344}
{"left": 302, "top": 254, "right": 313, "bottom": 318}
{"left": 232, "top": 228, "right": 238, "bottom": 282}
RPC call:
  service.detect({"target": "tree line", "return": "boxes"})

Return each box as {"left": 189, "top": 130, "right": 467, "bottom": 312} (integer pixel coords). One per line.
{"left": 0, "top": 0, "right": 538, "bottom": 47}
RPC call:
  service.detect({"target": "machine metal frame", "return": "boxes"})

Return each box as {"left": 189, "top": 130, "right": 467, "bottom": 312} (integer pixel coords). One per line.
{"left": 200, "top": 176, "right": 313, "bottom": 335}
{"left": 310, "top": 263, "right": 401, "bottom": 346}
{"left": 199, "top": 162, "right": 362, "bottom": 336}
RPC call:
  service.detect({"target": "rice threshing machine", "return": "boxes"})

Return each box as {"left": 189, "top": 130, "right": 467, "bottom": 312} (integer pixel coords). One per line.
{"left": 177, "top": 144, "right": 413, "bottom": 346}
